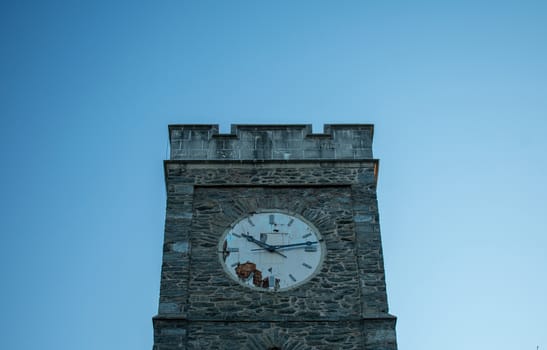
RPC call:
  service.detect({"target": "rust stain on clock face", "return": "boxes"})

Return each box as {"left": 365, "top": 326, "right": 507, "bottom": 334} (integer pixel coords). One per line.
{"left": 235, "top": 261, "right": 273, "bottom": 289}
{"left": 235, "top": 261, "right": 256, "bottom": 279}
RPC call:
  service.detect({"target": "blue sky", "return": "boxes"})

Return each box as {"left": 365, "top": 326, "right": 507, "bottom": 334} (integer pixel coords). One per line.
{"left": 1, "top": 1, "right": 546, "bottom": 349}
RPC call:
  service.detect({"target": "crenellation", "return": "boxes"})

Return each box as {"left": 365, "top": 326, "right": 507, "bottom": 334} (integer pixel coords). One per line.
{"left": 169, "top": 124, "right": 374, "bottom": 160}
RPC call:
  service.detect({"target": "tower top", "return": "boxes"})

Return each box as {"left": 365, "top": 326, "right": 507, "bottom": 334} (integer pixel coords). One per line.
{"left": 168, "top": 124, "right": 374, "bottom": 160}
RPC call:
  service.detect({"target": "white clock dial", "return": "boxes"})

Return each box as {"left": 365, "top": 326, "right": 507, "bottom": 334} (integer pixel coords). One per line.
{"left": 219, "top": 211, "right": 324, "bottom": 292}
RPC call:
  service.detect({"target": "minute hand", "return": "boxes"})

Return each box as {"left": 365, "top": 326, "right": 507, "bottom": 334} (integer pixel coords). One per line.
{"left": 271, "top": 241, "right": 318, "bottom": 250}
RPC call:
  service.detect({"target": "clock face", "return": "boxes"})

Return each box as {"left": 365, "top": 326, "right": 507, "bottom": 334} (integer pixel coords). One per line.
{"left": 219, "top": 211, "right": 324, "bottom": 292}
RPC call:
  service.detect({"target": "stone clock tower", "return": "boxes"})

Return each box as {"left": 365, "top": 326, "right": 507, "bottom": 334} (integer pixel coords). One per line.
{"left": 153, "top": 124, "right": 397, "bottom": 349}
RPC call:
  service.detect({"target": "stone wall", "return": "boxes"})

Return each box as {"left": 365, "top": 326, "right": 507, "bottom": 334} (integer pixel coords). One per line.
{"left": 153, "top": 319, "right": 397, "bottom": 350}
{"left": 188, "top": 186, "right": 360, "bottom": 321}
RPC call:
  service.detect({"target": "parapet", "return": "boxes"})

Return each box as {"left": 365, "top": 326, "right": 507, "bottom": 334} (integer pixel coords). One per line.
{"left": 168, "top": 124, "right": 374, "bottom": 160}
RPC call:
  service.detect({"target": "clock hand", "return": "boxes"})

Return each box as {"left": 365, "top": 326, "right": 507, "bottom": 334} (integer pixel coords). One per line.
{"left": 272, "top": 241, "right": 318, "bottom": 249}
{"left": 241, "top": 233, "right": 287, "bottom": 258}
{"left": 241, "top": 233, "right": 272, "bottom": 248}
{"left": 250, "top": 241, "right": 319, "bottom": 252}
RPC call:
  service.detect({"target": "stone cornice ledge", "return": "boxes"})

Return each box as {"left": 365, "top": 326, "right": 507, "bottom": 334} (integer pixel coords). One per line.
{"left": 152, "top": 315, "right": 397, "bottom": 322}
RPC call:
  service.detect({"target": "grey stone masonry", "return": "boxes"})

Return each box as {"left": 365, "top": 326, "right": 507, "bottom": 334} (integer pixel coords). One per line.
{"left": 154, "top": 124, "right": 397, "bottom": 350}
{"left": 169, "top": 124, "right": 374, "bottom": 160}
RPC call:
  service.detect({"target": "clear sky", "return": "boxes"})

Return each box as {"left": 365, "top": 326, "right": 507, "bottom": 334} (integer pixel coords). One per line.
{"left": 1, "top": 1, "right": 546, "bottom": 349}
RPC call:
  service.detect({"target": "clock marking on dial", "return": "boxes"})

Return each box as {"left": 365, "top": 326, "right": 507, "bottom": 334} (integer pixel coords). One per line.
{"left": 232, "top": 233, "right": 241, "bottom": 238}
{"left": 302, "top": 263, "right": 312, "bottom": 269}
{"left": 247, "top": 218, "right": 255, "bottom": 226}
{"left": 269, "top": 214, "right": 275, "bottom": 225}
{"left": 287, "top": 218, "right": 294, "bottom": 226}
{"left": 302, "top": 233, "right": 312, "bottom": 238}
{"left": 289, "top": 274, "right": 296, "bottom": 282}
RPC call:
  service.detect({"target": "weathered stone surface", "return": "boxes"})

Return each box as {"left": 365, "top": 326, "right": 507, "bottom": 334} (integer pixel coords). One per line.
{"left": 153, "top": 124, "right": 397, "bottom": 349}
{"left": 153, "top": 319, "right": 397, "bottom": 350}
{"left": 186, "top": 186, "right": 360, "bottom": 321}
{"left": 169, "top": 124, "right": 374, "bottom": 160}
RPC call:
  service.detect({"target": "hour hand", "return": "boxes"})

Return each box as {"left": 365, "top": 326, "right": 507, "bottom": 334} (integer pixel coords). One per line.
{"left": 241, "top": 233, "right": 269, "bottom": 247}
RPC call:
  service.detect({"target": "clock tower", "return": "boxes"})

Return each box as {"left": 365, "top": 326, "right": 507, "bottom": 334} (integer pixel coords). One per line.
{"left": 153, "top": 124, "right": 398, "bottom": 349}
